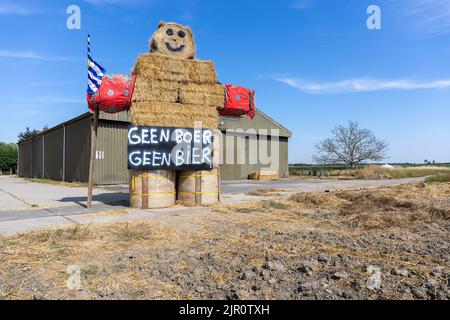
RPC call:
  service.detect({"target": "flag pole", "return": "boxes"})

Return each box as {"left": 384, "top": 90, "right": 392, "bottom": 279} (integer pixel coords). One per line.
{"left": 87, "top": 107, "right": 99, "bottom": 208}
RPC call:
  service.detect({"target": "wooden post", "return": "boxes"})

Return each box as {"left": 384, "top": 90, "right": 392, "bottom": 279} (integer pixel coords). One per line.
{"left": 87, "top": 108, "right": 99, "bottom": 208}
{"left": 217, "top": 167, "right": 221, "bottom": 203}
{"left": 195, "top": 171, "right": 202, "bottom": 206}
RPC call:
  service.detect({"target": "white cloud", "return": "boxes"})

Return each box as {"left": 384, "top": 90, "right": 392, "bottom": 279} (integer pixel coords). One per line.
{"left": 0, "top": 2, "right": 35, "bottom": 15}
{"left": 5, "top": 96, "right": 84, "bottom": 105}
{"left": 0, "top": 50, "right": 73, "bottom": 62}
{"left": 84, "top": 0, "right": 144, "bottom": 5}
{"left": 30, "top": 81, "right": 78, "bottom": 87}
{"left": 290, "top": 0, "right": 312, "bottom": 10}
{"left": 399, "top": 0, "right": 450, "bottom": 36}
{"left": 23, "top": 108, "right": 44, "bottom": 116}
{"left": 33, "top": 96, "right": 85, "bottom": 104}
{"left": 276, "top": 77, "right": 450, "bottom": 94}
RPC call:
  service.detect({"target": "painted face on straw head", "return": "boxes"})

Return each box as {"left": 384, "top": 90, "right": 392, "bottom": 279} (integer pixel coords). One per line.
{"left": 150, "top": 22, "right": 196, "bottom": 60}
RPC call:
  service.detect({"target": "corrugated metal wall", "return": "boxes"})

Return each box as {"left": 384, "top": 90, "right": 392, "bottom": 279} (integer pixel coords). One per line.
{"left": 31, "top": 136, "right": 43, "bottom": 178}
{"left": 279, "top": 137, "right": 289, "bottom": 178}
{"left": 44, "top": 127, "right": 64, "bottom": 180}
{"left": 18, "top": 139, "right": 33, "bottom": 178}
{"left": 65, "top": 117, "right": 91, "bottom": 182}
{"left": 100, "top": 110, "right": 130, "bottom": 123}
{"left": 95, "top": 121, "right": 129, "bottom": 184}
{"left": 219, "top": 112, "right": 291, "bottom": 137}
{"left": 220, "top": 133, "right": 289, "bottom": 181}
{"left": 18, "top": 109, "right": 291, "bottom": 183}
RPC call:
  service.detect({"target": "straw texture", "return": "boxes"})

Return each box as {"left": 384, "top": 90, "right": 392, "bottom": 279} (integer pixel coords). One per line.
{"left": 131, "top": 53, "right": 223, "bottom": 128}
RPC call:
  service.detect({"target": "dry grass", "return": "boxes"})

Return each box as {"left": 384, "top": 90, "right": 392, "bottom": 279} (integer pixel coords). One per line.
{"left": 0, "top": 221, "right": 185, "bottom": 299}
{"left": 1, "top": 183, "right": 449, "bottom": 300}
{"left": 246, "top": 188, "right": 286, "bottom": 196}
{"left": 287, "top": 183, "right": 450, "bottom": 230}
{"left": 354, "top": 165, "right": 450, "bottom": 180}
{"left": 83, "top": 209, "right": 131, "bottom": 218}
{"left": 27, "top": 179, "right": 87, "bottom": 188}
{"left": 289, "top": 192, "right": 347, "bottom": 209}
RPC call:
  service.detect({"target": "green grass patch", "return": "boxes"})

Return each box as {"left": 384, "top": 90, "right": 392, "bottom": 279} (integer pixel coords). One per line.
{"left": 27, "top": 178, "right": 88, "bottom": 187}
{"left": 261, "top": 200, "right": 289, "bottom": 210}
{"left": 234, "top": 207, "right": 260, "bottom": 213}
{"left": 426, "top": 172, "right": 450, "bottom": 183}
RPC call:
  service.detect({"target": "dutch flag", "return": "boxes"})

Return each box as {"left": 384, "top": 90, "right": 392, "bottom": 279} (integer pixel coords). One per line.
{"left": 87, "top": 34, "right": 106, "bottom": 95}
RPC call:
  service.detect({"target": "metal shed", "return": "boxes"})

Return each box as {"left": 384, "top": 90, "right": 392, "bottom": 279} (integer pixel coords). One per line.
{"left": 18, "top": 109, "right": 292, "bottom": 184}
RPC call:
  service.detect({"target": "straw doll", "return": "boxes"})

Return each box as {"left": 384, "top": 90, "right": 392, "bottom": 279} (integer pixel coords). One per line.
{"left": 129, "top": 22, "right": 223, "bottom": 209}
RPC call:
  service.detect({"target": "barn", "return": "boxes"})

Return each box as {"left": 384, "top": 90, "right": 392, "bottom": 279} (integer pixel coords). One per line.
{"left": 18, "top": 109, "right": 292, "bottom": 184}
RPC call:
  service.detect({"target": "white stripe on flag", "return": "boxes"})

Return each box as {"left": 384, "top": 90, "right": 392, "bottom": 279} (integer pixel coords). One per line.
{"left": 88, "top": 79, "right": 98, "bottom": 93}
{"left": 88, "top": 70, "right": 101, "bottom": 84}
{"left": 88, "top": 60, "right": 104, "bottom": 77}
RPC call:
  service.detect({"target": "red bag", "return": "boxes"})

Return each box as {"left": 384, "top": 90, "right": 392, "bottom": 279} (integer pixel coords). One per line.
{"left": 87, "top": 74, "right": 136, "bottom": 114}
{"left": 220, "top": 85, "right": 255, "bottom": 119}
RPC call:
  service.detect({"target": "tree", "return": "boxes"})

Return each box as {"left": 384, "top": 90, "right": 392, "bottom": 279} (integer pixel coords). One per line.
{"left": 0, "top": 143, "right": 18, "bottom": 171}
{"left": 313, "top": 121, "right": 388, "bottom": 168}
{"left": 18, "top": 127, "right": 41, "bottom": 143}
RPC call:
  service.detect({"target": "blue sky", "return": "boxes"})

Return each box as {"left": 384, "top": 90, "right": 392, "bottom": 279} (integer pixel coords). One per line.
{"left": 0, "top": 0, "right": 449, "bottom": 163}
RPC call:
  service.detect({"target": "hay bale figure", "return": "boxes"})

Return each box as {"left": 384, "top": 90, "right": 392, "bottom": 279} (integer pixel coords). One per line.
{"left": 150, "top": 22, "right": 196, "bottom": 60}
{"left": 130, "top": 21, "right": 223, "bottom": 208}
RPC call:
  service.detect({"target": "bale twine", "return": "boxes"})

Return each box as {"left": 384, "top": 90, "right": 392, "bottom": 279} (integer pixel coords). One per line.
{"left": 129, "top": 170, "right": 176, "bottom": 209}
{"left": 177, "top": 168, "right": 220, "bottom": 207}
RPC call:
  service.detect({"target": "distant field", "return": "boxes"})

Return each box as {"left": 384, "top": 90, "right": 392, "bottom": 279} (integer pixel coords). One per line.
{"left": 289, "top": 164, "right": 450, "bottom": 181}
{"left": 354, "top": 166, "right": 450, "bottom": 180}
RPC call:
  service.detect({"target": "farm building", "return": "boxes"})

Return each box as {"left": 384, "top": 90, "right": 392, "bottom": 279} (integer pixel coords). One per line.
{"left": 18, "top": 109, "right": 292, "bottom": 184}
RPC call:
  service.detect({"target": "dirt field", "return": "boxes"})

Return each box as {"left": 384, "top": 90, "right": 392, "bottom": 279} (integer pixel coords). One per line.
{"left": 0, "top": 182, "right": 449, "bottom": 300}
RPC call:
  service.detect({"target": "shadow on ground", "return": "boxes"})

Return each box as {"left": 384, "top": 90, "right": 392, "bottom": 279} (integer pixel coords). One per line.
{"left": 58, "top": 192, "right": 129, "bottom": 208}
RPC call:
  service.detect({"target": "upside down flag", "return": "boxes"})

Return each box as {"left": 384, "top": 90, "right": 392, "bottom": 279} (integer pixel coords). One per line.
{"left": 87, "top": 34, "right": 106, "bottom": 95}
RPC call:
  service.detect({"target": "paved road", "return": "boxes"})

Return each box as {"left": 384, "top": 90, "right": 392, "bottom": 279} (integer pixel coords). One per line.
{"left": 221, "top": 178, "right": 426, "bottom": 194}
{"left": 0, "top": 177, "right": 128, "bottom": 211}
{"left": 0, "top": 175, "right": 425, "bottom": 235}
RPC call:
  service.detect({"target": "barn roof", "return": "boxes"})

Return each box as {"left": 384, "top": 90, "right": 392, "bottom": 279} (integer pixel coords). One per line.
{"left": 19, "top": 108, "right": 292, "bottom": 144}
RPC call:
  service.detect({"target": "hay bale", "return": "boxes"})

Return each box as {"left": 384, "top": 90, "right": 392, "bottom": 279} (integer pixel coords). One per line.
{"left": 177, "top": 169, "right": 220, "bottom": 207}
{"left": 248, "top": 171, "right": 278, "bottom": 180}
{"left": 131, "top": 54, "right": 222, "bottom": 127}
{"left": 132, "top": 78, "right": 224, "bottom": 107}
{"left": 180, "top": 83, "right": 224, "bottom": 95}
{"left": 132, "top": 53, "right": 217, "bottom": 84}
{"left": 131, "top": 101, "right": 218, "bottom": 128}
{"left": 129, "top": 169, "right": 176, "bottom": 209}
{"left": 249, "top": 172, "right": 260, "bottom": 180}
{"left": 150, "top": 22, "right": 196, "bottom": 60}
{"left": 133, "top": 80, "right": 223, "bottom": 94}
{"left": 179, "top": 91, "right": 224, "bottom": 108}
{"left": 132, "top": 79, "right": 181, "bottom": 91}
{"left": 259, "top": 171, "right": 279, "bottom": 180}
{"left": 132, "top": 79, "right": 179, "bottom": 103}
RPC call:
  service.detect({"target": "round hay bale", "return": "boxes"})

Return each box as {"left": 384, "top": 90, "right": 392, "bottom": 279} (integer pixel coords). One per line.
{"left": 150, "top": 21, "right": 195, "bottom": 60}
{"left": 129, "top": 169, "right": 176, "bottom": 209}
{"left": 177, "top": 169, "right": 220, "bottom": 207}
